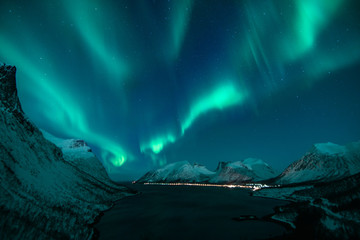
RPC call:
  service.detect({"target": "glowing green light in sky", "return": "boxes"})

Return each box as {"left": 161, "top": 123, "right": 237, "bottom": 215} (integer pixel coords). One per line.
{"left": 140, "top": 135, "right": 176, "bottom": 167}
{"left": 237, "top": 0, "right": 350, "bottom": 89}
{"left": 141, "top": 134, "right": 176, "bottom": 154}
{"left": 147, "top": 152, "right": 168, "bottom": 167}
{"left": 285, "top": 0, "right": 343, "bottom": 60}
{"left": 141, "top": 83, "right": 247, "bottom": 156}
{"left": 102, "top": 151, "right": 125, "bottom": 167}
{"left": 152, "top": 143, "right": 164, "bottom": 154}
{"left": 141, "top": 83, "right": 248, "bottom": 156}
{"left": 181, "top": 83, "right": 247, "bottom": 134}
{"left": 0, "top": 36, "right": 128, "bottom": 168}
{"left": 245, "top": 19, "right": 277, "bottom": 90}
{"left": 170, "top": 0, "right": 193, "bottom": 59}
{"left": 2, "top": 0, "right": 359, "bottom": 174}
{"left": 63, "top": 0, "right": 129, "bottom": 83}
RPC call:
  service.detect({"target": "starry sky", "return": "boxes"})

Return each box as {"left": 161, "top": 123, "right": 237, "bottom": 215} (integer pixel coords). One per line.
{"left": 1, "top": 0, "right": 360, "bottom": 180}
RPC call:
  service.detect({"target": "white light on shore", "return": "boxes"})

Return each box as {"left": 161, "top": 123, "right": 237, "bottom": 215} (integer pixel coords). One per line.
{"left": 140, "top": 182, "right": 278, "bottom": 191}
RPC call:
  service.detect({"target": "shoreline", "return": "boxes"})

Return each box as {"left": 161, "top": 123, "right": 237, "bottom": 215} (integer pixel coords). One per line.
{"left": 90, "top": 184, "right": 139, "bottom": 240}
{"left": 94, "top": 184, "right": 292, "bottom": 239}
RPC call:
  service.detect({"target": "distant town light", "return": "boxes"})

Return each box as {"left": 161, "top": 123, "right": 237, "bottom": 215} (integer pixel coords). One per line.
{"left": 141, "top": 182, "right": 278, "bottom": 191}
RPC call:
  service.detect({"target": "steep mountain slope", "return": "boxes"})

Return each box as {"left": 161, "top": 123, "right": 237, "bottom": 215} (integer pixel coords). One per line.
{"left": 0, "top": 64, "right": 134, "bottom": 239}
{"left": 209, "top": 161, "right": 253, "bottom": 183}
{"left": 41, "top": 130, "right": 117, "bottom": 184}
{"left": 255, "top": 172, "right": 360, "bottom": 239}
{"left": 292, "top": 173, "right": 360, "bottom": 239}
{"left": 136, "top": 161, "right": 215, "bottom": 183}
{"left": 276, "top": 142, "right": 360, "bottom": 184}
{"left": 210, "top": 158, "right": 278, "bottom": 184}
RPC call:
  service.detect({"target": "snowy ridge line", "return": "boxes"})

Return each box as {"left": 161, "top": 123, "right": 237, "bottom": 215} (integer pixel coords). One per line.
{"left": 276, "top": 141, "right": 360, "bottom": 185}
{"left": 138, "top": 140, "right": 360, "bottom": 186}
{"left": 137, "top": 158, "right": 278, "bottom": 184}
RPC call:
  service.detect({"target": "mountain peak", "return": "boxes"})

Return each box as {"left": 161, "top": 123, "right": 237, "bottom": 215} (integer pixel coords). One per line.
{"left": 242, "top": 158, "right": 269, "bottom": 169}
{"left": 0, "top": 63, "right": 22, "bottom": 112}
{"left": 277, "top": 141, "right": 360, "bottom": 184}
{"left": 312, "top": 142, "right": 347, "bottom": 155}
{"left": 137, "top": 158, "right": 277, "bottom": 184}
{"left": 137, "top": 160, "right": 215, "bottom": 183}
{"left": 215, "top": 161, "right": 232, "bottom": 171}
{"left": 41, "top": 130, "right": 94, "bottom": 158}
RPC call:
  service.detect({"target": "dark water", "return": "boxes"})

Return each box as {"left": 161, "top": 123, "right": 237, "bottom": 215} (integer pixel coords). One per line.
{"left": 95, "top": 184, "right": 290, "bottom": 240}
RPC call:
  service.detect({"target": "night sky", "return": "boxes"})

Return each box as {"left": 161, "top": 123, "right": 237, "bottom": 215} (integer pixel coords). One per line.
{"left": 1, "top": 0, "right": 360, "bottom": 180}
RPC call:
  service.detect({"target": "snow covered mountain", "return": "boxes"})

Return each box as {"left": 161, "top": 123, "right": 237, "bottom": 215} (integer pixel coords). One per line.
{"left": 242, "top": 158, "right": 279, "bottom": 180}
{"left": 136, "top": 161, "right": 215, "bottom": 183}
{"left": 137, "top": 158, "right": 277, "bottom": 184}
{"left": 210, "top": 158, "right": 278, "bottom": 184}
{"left": 276, "top": 142, "right": 360, "bottom": 184}
{"left": 209, "top": 161, "right": 252, "bottom": 183}
{"left": 41, "top": 130, "right": 116, "bottom": 184}
{"left": 0, "top": 64, "right": 134, "bottom": 239}
{"left": 137, "top": 140, "right": 360, "bottom": 186}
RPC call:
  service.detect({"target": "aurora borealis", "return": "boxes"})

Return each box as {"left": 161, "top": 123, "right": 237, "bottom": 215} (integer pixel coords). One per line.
{"left": 1, "top": 0, "right": 360, "bottom": 180}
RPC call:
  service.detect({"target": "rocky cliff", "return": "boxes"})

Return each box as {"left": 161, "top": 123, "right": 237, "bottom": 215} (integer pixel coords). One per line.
{"left": 0, "top": 63, "right": 134, "bottom": 239}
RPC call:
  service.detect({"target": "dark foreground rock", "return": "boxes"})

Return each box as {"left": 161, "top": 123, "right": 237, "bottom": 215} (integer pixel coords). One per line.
{"left": 0, "top": 64, "right": 135, "bottom": 239}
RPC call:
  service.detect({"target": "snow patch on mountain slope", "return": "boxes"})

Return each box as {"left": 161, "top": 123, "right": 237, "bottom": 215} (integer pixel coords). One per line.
{"left": 242, "top": 158, "right": 269, "bottom": 170}
{"left": 41, "top": 130, "right": 93, "bottom": 157}
{"left": 313, "top": 142, "right": 347, "bottom": 155}
{"left": 193, "top": 163, "right": 215, "bottom": 175}
{"left": 227, "top": 161, "right": 246, "bottom": 169}
{"left": 242, "top": 158, "right": 278, "bottom": 180}
{"left": 137, "top": 161, "right": 215, "bottom": 183}
{"left": 41, "top": 129, "right": 120, "bottom": 185}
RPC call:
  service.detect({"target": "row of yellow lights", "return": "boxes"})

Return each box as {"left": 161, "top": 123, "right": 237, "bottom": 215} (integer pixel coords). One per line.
{"left": 138, "top": 182, "right": 279, "bottom": 191}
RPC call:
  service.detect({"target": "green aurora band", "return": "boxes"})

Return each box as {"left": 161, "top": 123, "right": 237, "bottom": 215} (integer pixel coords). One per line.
{"left": 0, "top": 35, "right": 129, "bottom": 169}
{"left": 181, "top": 83, "right": 247, "bottom": 135}
{"left": 1, "top": 0, "right": 359, "bottom": 176}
